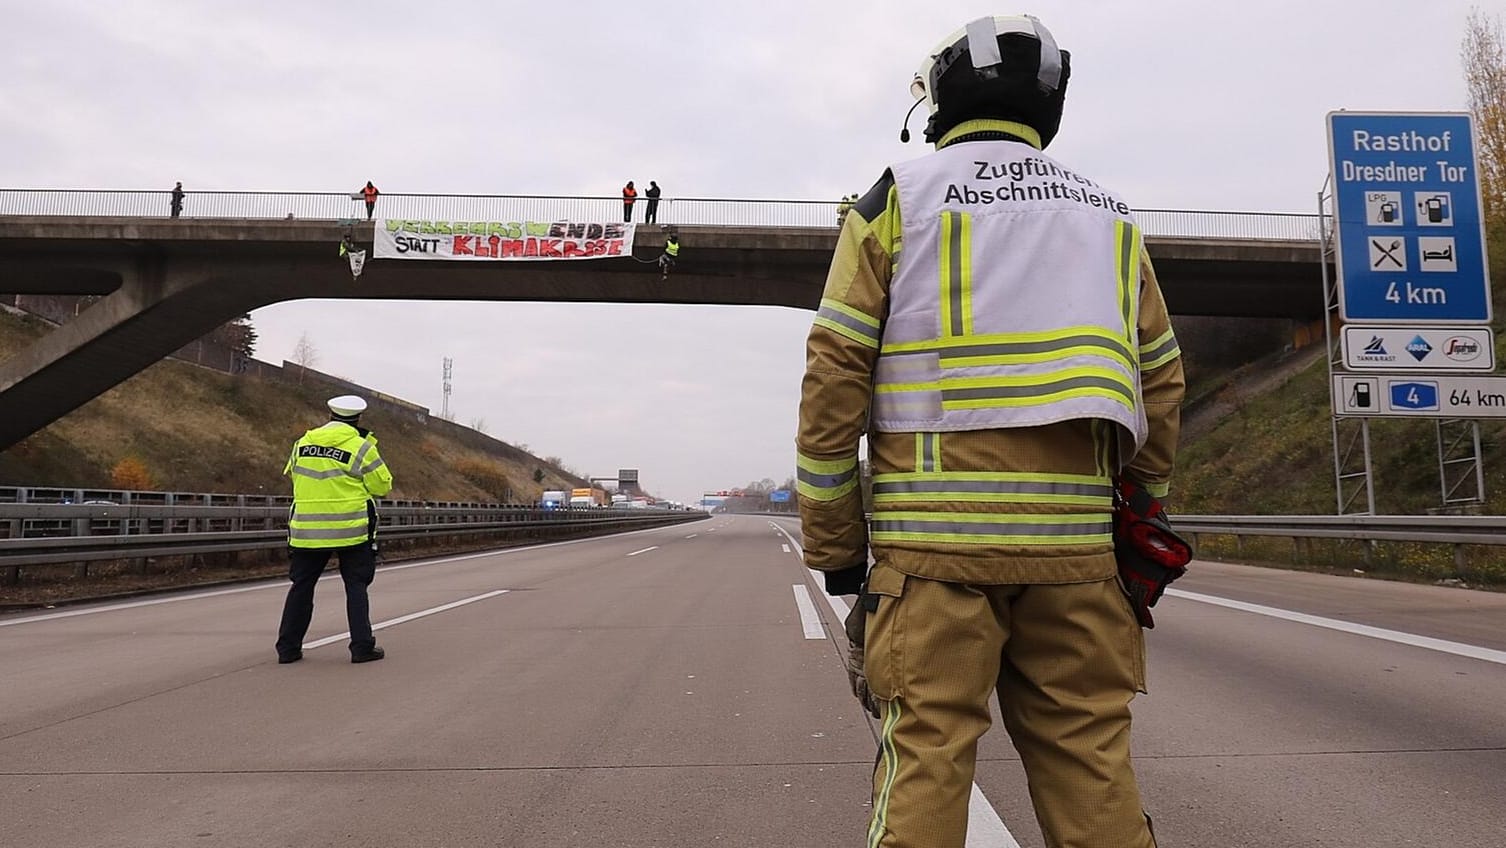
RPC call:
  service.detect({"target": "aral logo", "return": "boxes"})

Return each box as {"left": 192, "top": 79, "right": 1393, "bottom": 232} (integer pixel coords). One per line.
{"left": 1444, "top": 336, "right": 1483, "bottom": 362}
{"left": 1406, "top": 335, "right": 1433, "bottom": 361}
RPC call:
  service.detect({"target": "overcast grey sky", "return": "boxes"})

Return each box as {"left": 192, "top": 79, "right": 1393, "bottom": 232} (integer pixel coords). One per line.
{"left": 3, "top": 1, "right": 1502, "bottom": 504}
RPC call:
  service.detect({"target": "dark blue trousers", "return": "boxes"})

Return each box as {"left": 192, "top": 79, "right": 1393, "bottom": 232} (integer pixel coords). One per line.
{"left": 275, "top": 542, "right": 377, "bottom": 658}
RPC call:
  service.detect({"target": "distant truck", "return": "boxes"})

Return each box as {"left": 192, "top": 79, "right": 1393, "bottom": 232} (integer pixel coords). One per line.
{"left": 541, "top": 489, "right": 567, "bottom": 509}
{"left": 570, "top": 487, "right": 607, "bottom": 508}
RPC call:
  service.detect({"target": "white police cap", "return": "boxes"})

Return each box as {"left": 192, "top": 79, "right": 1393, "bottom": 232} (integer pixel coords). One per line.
{"left": 327, "top": 395, "right": 367, "bottom": 417}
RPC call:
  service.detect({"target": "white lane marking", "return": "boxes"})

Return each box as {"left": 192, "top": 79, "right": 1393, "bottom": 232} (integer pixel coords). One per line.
{"left": 0, "top": 582, "right": 279, "bottom": 628}
{"left": 1167, "top": 588, "right": 1506, "bottom": 666}
{"left": 966, "top": 783, "right": 1023, "bottom": 848}
{"left": 685, "top": 534, "right": 698, "bottom": 539}
{"left": 304, "top": 589, "right": 509, "bottom": 649}
{"left": 769, "top": 519, "right": 1020, "bottom": 846}
{"left": 781, "top": 544, "right": 791, "bottom": 553}
{"left": 626, "top": 546, "right": 659, "bottom": 557}
{"left": 0, "top": 524, "right": 692, "bottom": 628}
{"left": 792, "top": 585, "right": 825, "bottom": 639}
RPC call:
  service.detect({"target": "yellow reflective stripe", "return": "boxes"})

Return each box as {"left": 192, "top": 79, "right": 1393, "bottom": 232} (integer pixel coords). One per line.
{"left": 1114, "top": 221, "right": 1139, "bottom": 345}
{"left": 866, "top": 698, "right": 902, "bottom": 848}
{"left": 873, "top": 471, "right": 1109, "bottom": 485}
{"left": 940, "top": 212, "right": 957, "bottom": 337}
{"left": 936, "top": 210, "right": 974, "bottom": 338}
{"left": 933, "top": 433, "right": 942, "bottom": 473}
{"left": 914, "top": 434, "right": 924, "bottom": 473}
{"left": 796, "top": 452, "right": 859, "bottom": 502}
{"left": 796, "top": 454, "right": 856, "bottom": 474}
{"left": 872, "top": 530, "right": 1112, "bottom": 545}
{"left": 872, "top": 510, "right": 1113, "bottom": 545}
{"left": 1138, "top": 328, "right": 1176, "bottom": 355}
{"left": 820, "top": 298, "right": 880, "bottom": 329}
{"left": 1095, "top": 421, "right": 1113, "bottom": 478}
{"left": 1144, "top": 481, "right": 1171, "bottom": 498}
{"left": 882, "top": 326, "right": 1130, "bottom": 354}
{"left": 871, "top": 492, "right": 1109, "bottom": 506}
{"left": 1139, "top": 328, "right": 1181, "bottom": 369}
{"left": 873, "top": 511, "right": 1110, "bottom": 524}
{"left": 944, "top": 386, "right": 1135, "bottom": 412}
{"left": 959, "top": 213, "right": 974, "bottom": 336}
{"left": 797, "top": 477, "right": 857, "bottom": 501}
{"left": 939, "top": 343, "right": 1135, "bottom": 371}
{"left": 941, "top": 366, "right": 1134, "bottom": 390}
{"left": 1141, "top": 347, "right": 1182, "bottom": 371}
{"left": 813, "top": 316, "right": 881, "bottom": 349}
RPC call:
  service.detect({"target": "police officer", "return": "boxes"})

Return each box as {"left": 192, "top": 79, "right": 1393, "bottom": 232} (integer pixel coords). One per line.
{"left": 796, "top": 15, "right": 1183, "bottom": 848}
{"left": 276, "top": 395, "right": 394, "bottom": 664}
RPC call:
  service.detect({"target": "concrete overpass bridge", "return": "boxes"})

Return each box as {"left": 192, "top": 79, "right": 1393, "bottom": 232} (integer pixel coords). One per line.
{"left": 0, "top": 190, "right": 1326, "bottom": 451}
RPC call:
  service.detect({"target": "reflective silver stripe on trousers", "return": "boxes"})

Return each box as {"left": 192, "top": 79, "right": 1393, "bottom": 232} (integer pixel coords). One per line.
{"left": 920, "top": 433, "right": 937, "bottom": 472}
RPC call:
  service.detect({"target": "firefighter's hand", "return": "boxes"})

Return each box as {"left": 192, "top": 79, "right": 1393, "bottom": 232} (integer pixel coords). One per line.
{"left": 843, "top": 601, "right": 880, "bottom": 719}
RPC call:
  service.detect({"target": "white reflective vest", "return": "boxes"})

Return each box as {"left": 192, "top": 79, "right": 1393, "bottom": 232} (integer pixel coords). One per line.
{"left": 872, "top": 140, "right": 1149, "bottom": 454}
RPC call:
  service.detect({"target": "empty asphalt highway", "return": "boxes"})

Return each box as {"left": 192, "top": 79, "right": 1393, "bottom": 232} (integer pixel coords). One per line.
{"left": 3, "top": 514, "right": 1505, "bottom": 847}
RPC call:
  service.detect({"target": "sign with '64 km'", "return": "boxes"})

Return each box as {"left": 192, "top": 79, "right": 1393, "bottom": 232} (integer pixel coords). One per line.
{"left": 1327, "top": 112, "right": 1492, "bottom": 323}
{"left": 1333, "top": 374, "right": 1506, "bottom": 417}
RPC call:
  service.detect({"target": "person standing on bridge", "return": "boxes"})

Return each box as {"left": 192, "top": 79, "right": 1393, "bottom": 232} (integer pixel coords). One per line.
{"left": 276, "top": 395, "right": 394, "bottom": 665}
{"left": 796, "top": 15, "right": 1184, "bottom": 848}
{"left": 361, "top": 181, "right": 380, "bottom": 220}
{"left": 644, "top": 180, "right": 662, "bottom": 224}
{"left": 169, "top": 181, "right": 185, "bottom": 218}
{"left": 622, "top": 180, "right": 637, "bottom": 222}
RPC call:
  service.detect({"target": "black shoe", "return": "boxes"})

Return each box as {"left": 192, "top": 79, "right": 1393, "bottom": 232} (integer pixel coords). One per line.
{"left": 351, "top": 646, "right": 385, "bottom": 664}
{"left": 278, "top": 651, "right": 303, "bottom": 664}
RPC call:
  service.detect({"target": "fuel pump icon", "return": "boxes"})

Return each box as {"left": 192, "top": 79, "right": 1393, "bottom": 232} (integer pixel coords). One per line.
{"left": 1416, "top": 193, "right": 1452, "bottom": 226}
{"left": 1379, "top": 200, "right": 1398, "bottom": 223}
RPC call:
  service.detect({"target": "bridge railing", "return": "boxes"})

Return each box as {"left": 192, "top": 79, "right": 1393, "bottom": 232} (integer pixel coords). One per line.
{"left": 0, "top": 189, "right": 1322, "bottom": 241}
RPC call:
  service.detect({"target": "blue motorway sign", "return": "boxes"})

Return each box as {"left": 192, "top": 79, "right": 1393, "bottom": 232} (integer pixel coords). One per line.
{"left": 769, "top": 489, "right": 792, "bottom": 503}
{"left": 1328, "top": 112, "right": 1492, "bottom": 323}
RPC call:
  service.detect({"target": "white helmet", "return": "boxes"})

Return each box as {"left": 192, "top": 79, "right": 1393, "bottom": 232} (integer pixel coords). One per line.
{"left": 907, "top": 15, "right": 1070, "bottom": 147}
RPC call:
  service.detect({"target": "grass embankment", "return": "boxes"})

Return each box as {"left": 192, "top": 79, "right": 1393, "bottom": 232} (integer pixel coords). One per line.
{"left": 1176, "top": 354, "right": 1506, "bottom": 587}
{"left": 0, "top": 309, "right": 582, "bottom": 502}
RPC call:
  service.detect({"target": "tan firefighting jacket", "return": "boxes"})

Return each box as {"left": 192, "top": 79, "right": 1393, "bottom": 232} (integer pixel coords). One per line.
{"left": 797, "top": 119, "right": 1184, "bottom": 587}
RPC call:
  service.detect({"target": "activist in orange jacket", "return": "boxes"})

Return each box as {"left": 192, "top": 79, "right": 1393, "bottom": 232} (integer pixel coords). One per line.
{"left": 622, "top": 181, "right": 637, "bottom": 222}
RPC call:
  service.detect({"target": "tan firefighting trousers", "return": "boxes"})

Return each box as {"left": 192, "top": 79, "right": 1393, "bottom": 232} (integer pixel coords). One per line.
{"left": 861, "top": 564, "right": 1156, "bottom": 848}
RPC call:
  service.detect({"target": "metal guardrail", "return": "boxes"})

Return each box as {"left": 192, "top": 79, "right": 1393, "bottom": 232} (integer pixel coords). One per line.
{"left": 0, "top": 498, "right": 702, "bottom": 573}
{"left": 1175, "top": 514, "right": 1506, "bottom": 547}
{"left": 0, "top": 189, "right": 1323, "bottom": 241}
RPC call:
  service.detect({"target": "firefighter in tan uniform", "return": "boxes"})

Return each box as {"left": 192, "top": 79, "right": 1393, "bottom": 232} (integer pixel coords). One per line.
{"left": 796, "top": 15, "right": 1184, "bottom": 848}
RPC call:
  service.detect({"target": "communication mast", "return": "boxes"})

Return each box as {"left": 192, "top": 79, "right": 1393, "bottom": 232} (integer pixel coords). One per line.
{"left": 441, "top": 357, "right": 454, "bottom": 420}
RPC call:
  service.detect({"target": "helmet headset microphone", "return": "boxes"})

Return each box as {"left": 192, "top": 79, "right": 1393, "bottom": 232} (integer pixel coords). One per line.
{"left": 898, "top": 14, "right": 1070, "bottom": 148}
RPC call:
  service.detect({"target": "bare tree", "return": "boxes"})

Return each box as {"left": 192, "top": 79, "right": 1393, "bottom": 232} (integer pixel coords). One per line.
{"left": 469, "top": 417, "right": 488, "bottom": 434}
{"left": 291, "top": 332, "right": 318, "bottom": 383}
{"left": 1464, "top": 8, "right": 1506, "bottom": 226}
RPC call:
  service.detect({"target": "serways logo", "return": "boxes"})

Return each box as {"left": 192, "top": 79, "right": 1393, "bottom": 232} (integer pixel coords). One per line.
{"left": 1444, "top": 336, "right": 1483, "bottom": 362}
